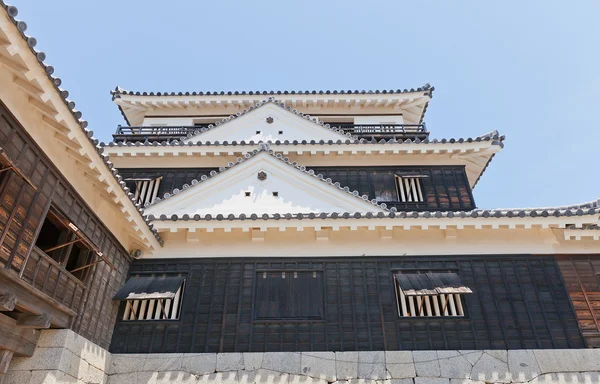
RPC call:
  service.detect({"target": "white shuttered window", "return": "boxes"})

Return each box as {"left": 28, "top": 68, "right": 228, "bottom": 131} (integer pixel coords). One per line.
{"left": 395, "top": 175, "right": 425, "bottom": 203}
{"left": 128, "top": 177, "right": 162, "bottom": 205}
{"left": 122, "top": 283, "right": 184, "bottom": 321}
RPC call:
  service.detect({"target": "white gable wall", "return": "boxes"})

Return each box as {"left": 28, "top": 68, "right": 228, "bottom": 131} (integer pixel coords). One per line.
{"left": 145, "top": 152, "right": 384, "bottom": 216}
{"left": 184, "top": 103, "right": 349, "bottom": 143}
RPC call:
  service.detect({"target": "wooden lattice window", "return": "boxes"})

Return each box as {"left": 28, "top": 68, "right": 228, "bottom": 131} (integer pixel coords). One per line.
{"left": 395, "top": 175, "right": 425, "bottom": 203}
{"left": 127, "top": 177, "right": 162, "bottom": 206}
{"left": 394, "top": 272, "right": 472, "bottom": 317}
{"left": 115, "top": 275, "right": 185, "bottom": 321}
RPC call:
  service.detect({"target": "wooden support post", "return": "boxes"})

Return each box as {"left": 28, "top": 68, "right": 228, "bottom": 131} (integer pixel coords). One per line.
{"left": 16, "top": 313, "right": 51, "bottom": 329}
{"left": 0, "top": 313, "right": 40, "bottom": 356}
{"left": 0, "top": 294, "right": 16, "bottom": 311}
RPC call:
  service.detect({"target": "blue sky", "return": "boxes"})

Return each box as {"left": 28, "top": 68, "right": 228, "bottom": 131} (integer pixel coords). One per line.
{"left": 10, "top": 1, "right": 600, "bottom": 209}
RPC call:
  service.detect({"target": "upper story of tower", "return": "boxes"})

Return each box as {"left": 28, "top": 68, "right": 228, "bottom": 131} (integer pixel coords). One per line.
{"left": 110, "top": 85, "right": 433, "bottom": 143}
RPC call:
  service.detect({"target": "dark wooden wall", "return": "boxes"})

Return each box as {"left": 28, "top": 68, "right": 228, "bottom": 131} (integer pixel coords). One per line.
{"left": 118, "top": 165, "right": 475, "bottom": 211}
{"left": 556, "top": 255, "right": 600, "bottom": 347}
{"left": 110, "top": 255, "right": 584, "bottom": 353}
{"left": 0, "top": 100, "right": 131, "bottom": 349}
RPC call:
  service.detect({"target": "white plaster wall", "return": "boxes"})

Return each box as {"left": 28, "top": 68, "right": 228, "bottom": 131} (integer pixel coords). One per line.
{"left": 145, "top": 227, "right": 600, "bottom": 259}
{"left": 354, "top": 115, "right": 405, "bottom": 125}
{"left": 146, "top": 153, "right": 384, "bottom": 217}
{"left": 183, "top": 103, "right": 348, "bottom": 144}
{"left": 141, "top": 117, "right": 196, "bottom": 126}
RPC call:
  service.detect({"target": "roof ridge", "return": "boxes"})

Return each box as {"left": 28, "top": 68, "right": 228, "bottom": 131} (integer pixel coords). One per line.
{"left": 180, "top": 97, "right": 358, "bottom": 142}
{"left": 0, "top": 1, "right": 162, "bottom": 245}
{"left": 111, "top": 84, "right": 435, "bottom": 98}
{"left": 145, "top": 143, "right": 390, "bottom": 212}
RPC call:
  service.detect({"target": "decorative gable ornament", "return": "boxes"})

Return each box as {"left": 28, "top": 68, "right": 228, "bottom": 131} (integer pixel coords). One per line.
{"left": 266, "top": 117, "right": 274, "bottom": 124}
{"left": 257, "top": 171, "right": 267, "bottom": 181}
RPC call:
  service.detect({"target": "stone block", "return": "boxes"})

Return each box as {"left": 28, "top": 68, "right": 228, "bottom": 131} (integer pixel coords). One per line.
{"left": 253, "top": 368, "right": 290, "bottom": 384}
{"left": 8, "top": 347, "right": 66, "bottom": 371}
{"left": 456, "top": 351, "right": 482, "bottom": 366}
{"left": 358, "top": 351, "right": 386, "bottom": 380}
{"left": 482, "top": 350, "right": 507, "bottom": 363}
{"left": 412, "top": 351, "right": 440, "bottom": 378}
{"left": 470, "top": 352, "right": 510, "bottom": 383}
{"left": 108, "top": 371, "right": 153, "bottom": 384}
{"left": 336, "top": 352, "right": 358, "bottom": 380}
{"left": 2, "top": 370, "right": 32, "bottom": 384}
{"left": 507, "top": 350, "right": 540, "bottom": 383}
{"left": 81, "top": 364, "right": 107, "bottom": 384}
{"left": 377, "top": 380, "right": 414, "bottom": 384}
{"left": 235, "top": 369, "right": 257, "bottom": 384}
{"left": 288, "top": 373, "right": 329, "bottom": 384}
{"left": 110, "top": 354, "right": 146, "bottom": 374}
{"left": 301, "top": 352, "right": 336, "bottom": 381}
{"left": 414, "top": 378, "right": 449, "bottom": 384}
{"left": 181, "top": 353, "right": 217, "bottom": 375}
{"left": 28, "top": 370, "right": 78, "bottom": 384}
{"left": 243, "top": 353, "right": 263, "bottom": 371}
{"left": 217, "top": 352, "right": 244, "bottom": 372}
{"left": 79, "top": 341, "right": 112, "bottom": 372}
{"left": 262, "top": 352, "right": 301, "bottom": 375}
{"left": 143, "top": 353, "right": 184, "bottom": 372}
{"left": 196, "top": 371, "right": 242, "bottom": 384}
{"left": 534, "top": 349, "right": 600, "bottom": 374}
{"left": 386, "top": 351, "right": 415, "bottom": 379}
{"left": 527, "top": 372, "right": 600, "bottom": 384}
{"left": 438, "top": 355, "right": 472, "bottom": 379}
{"left": 449, "top": 380, "right": 485, "bottom": 384}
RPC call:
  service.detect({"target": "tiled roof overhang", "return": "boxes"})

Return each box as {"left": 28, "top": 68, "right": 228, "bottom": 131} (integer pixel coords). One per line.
{"left": 0, "top": 2, "right": 162, "bottom": 247}
{"left": 111, "top": 85, "right": 434, "bottom": 127}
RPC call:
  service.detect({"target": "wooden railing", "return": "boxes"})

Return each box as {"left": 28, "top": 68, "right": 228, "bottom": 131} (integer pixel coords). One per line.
{"left": 112, "top": 123, "right": 429, "bottom": 142}
{"left": 10, "top": 246, "right": 86, "bottom": 312}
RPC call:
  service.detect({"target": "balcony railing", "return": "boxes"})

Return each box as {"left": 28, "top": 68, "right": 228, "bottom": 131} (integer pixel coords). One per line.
{"left": 334, "top": 123, "right": 429, "bottom": 140}
{"left": 112, "top": 123, "right": 429, "bottom": 143}
{"left": 3, "top": 246, "right": 86, "bottom": 312}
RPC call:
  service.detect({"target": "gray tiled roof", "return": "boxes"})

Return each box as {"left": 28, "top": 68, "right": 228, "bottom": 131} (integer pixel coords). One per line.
{"left": 147, "top": 205, "right": 598, "bottom": 222}
{"left": 102, "top": 129, "right": 504, "bottom": 148}
{"left": 145, "top": 143, "right": 390, "bottom": 212}
{"left": 111, "top": 85, "right": 434, "bottom": 126}
{"left": 0, "top": 1, "right": 162, "bottom": 245}
{"left": 111, "top": 85, "right": 434, "bottom": 97}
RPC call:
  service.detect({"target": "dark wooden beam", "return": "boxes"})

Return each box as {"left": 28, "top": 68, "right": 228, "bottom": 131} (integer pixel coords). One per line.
{"left": 16, "top": 313, "right": 51, "bottom": 329}
{"left": 0, "top": 270, "right": 74, "bottom": 328}
{"left": 0, "top": 294, "right": 17, "bottom": 311}
{"left": 0, "top": 313, "right": 39, "bottom": 357}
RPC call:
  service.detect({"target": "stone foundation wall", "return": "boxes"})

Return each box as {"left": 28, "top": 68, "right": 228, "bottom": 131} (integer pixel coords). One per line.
{"left": 4, "top": 330, "right": 111, "bottom": 384}
{"left": 5, "top": 330, "right": 600, "bottom": 384}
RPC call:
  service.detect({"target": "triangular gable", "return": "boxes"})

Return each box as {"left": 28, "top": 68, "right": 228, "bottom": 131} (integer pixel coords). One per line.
{"left": 144, "top": 147, "right": 387, "bottom": 217}
{"left": 183, "top": 98, "right": 354, "bottom": 143}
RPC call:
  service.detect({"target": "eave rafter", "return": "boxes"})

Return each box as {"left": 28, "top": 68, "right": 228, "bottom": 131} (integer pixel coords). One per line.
{"left": 0, "top": 5, "right": 161, "bottom": 250}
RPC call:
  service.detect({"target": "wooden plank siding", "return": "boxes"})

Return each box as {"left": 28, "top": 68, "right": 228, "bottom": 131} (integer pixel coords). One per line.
{"left": 110, "top": 255, "right": 584, "bottom": 353}
{"left": 118, "top": 165, "right": 475, "bottom": 211}
{"left": 555, "top": 255, "right": 600, "bottom": 347}
{"left": 0, "top": 100, "right": 131, "bottom": 349}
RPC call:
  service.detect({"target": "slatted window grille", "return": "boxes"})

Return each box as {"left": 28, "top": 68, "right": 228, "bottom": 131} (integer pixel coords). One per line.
{"left": 394, "top": 272, "right": 470, "bottom": 318}
{"left": 122, "top": 282, "right": 184, "bottom": 321}
{"left": 395, "top": 175, "right": 425, "bottom": 203}
{"left": 129, "top": 177, "right": 162, "bottom": 205}
{"left": 396, "top": 290, "right": 465, "bottom": 317}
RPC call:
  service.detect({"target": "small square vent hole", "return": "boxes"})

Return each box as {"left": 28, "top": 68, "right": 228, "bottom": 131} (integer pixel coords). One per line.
{"left": 272, "top": 192, "right": 279, "bottom": 197}
{"left": 256, "top": 130, "right": 261, "bottom": 134}
{"left": 245, "top": 191, "right": 251, "bottom": 197}
{"left": 278, "top": 131, "right": 283, "bottom": 135}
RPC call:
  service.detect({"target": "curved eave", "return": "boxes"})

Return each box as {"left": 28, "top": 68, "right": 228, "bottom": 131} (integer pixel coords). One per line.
{"left": 112, "top": 86, "right": 434, "bottom": 127}
{"left": 0, "top": 2, "right": 162, "bottom": 248}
